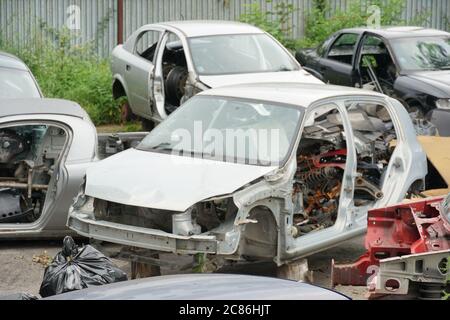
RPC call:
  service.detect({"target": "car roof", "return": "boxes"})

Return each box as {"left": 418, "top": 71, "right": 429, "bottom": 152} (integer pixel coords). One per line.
{"left": 199, "top": 82, "right": 385, "bottom": 107}
{"left": 0, "top": 98, "right": 90, "bottom": 120}
{"left": 154, "top": 20, "right": 264, "bottom": 37}
{"left": 340, "top": 26, "right": 450, "bottom": 39}
{"left": 0, "top": 51, "right": 29, "bottom": 71}
{"left": 45, "top": 274, "right": 349, "bottom": 300}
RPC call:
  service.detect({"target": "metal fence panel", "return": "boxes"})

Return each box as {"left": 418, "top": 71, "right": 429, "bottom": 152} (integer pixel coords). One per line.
{"left": 1, "top": 0, "right": 449, "bottom": 57}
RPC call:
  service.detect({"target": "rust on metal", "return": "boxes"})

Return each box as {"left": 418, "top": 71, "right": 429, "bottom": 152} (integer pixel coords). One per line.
{"left": 331, "top": 195, "right": 450, "bottom": 287}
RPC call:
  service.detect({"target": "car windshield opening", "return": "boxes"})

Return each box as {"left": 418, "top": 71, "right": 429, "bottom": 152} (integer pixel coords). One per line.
{"left": 137, "top": 96, "right": 303, "bottom": 166}
{"left": 0, "top": 68, "right": 40, "bottom": 98}
{"left": 390, "top": 36, "right": 450, "bottom": 71}
{"left": 188, "top": 33, "right": 299, "bottom": 75}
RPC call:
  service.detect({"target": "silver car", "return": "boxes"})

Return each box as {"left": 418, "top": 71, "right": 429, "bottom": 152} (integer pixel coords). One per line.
{"left": 0, "top": 99, "right": 146, "bottom": 238}
{"left": 111, "top": 20, "right": 322, "bottom": 129}
{"left": 68, "top": 83, "right": 427, "bottom": 266}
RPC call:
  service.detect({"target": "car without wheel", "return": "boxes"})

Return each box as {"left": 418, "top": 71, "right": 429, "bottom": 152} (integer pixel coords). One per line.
{"left": 0, "top": 99, "right": 148, "bottom": 238}
{"left": 0, "top": 51, "right": 42, "bottom": 98}
{"left": 111, "top": 20, "right": 322, "bottom": 129}
{"left": 68, "top": 82, "right": 428, "bottom": 268}
{"left": 295, "top": 27, "right": 450, "bottom": 135}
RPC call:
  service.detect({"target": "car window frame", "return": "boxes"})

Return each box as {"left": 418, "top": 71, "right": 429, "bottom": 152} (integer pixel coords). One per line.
{"left": 317, "top": 35, "right": 337, "bottom": 57}
{"left": 355, "top": 32, "right": 400, "bottom": 76}
{"left": 186, "top": 32, "right": 300, "bottom": 76}
{"left": 133, "top": 27, "right": 165, "bottom": 65}
{"left": 136, "top": 94, "right": 305, "bottom": 167}
{"left": 325, "top": 32, "right": 360, "bottom": 65}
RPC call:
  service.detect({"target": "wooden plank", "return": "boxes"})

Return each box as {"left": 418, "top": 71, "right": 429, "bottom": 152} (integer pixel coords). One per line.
{"left": 418, "top": 136, "right": 450, "bottom": 196}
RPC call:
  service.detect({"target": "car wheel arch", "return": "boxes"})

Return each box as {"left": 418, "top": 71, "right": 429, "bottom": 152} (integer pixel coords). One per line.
{"left": 112, "top": 78, "right": 128, "bottom": 100}
{"left": 238, "top": 205, "right": 279, "bottom": 259}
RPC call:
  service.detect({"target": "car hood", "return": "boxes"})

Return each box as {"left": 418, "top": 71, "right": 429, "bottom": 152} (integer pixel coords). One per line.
{"left": 84, "top": 148, "right": 277, "bottom": 212}
{"left": 406, "top": 70, "right": 450, "bottom": 96}
{"left": 199, "top": 70, "right": 324, "bottom": 88}
{"left": 45, "top": 274, "right": 349, "bottom": 300}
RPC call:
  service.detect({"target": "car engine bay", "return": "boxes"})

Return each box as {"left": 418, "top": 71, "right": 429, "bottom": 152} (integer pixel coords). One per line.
{"left": 162, "top": 41, "right": 188, "bottom": 113}
{"left": 0, "top": 125, "right": 67, "bottom": 223}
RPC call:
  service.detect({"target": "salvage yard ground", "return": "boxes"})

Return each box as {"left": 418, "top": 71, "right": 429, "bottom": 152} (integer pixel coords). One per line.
{"left": 0, "top": 237, "right": 367, "bottom": 299}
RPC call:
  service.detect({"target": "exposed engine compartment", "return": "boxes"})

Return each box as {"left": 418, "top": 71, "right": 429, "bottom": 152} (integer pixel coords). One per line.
{"left": 162, "top": 40, "right": 188, "bottom": 113}
{"left": 0, "top": 125, "right": 67, "bottom": 223}
{"left": 94, "top": 197, "right": 238, "bottom": 236}
{"left": 292, "top": 103, "right": 397, "bottom": 235}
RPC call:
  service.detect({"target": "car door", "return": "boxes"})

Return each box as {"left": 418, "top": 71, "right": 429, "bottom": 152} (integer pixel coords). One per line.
{"left": 279, "top": 100, "right": 358, "bottom": 260}
{"left": 320, "top": 32, "right": 360, "bottom": 86}
{"left": 299, "top": 35, "right": 336, "bottom": 80}
{"left": 152, "top": 31, "right": 189, "bottom": 120}
{"left": 124, "top": 27, "right": 163, "bottom": 118}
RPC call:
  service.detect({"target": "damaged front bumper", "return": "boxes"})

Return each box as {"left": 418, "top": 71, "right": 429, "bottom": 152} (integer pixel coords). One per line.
{"left": 67, "top": 198, "right": 241, "bottom": 256}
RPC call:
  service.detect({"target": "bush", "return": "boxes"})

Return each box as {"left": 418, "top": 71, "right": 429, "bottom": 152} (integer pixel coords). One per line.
{"left": 240, "top": 0, "right": 429, "bottom": 50}
{"left": 0, "top": 26, "right": 119, "bottom": 125}
{"left": 240, "top": 0, "right": 298, "bottom": 50}
{"left": 299, "top": 0, "right": 409, "bottom": 48}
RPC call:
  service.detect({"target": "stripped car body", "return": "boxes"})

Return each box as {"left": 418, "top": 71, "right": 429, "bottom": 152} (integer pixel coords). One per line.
{"left": 68, "top": 83, "right": 427, "bottom": 265}
{"left": 0, "top": 99, "right": 147, "bottom": 238}
{"left": 111, "top": 20, "right": 322, "bottom": 127}
{"left": 332, "top": 193, "right": 450, "bottom": 299}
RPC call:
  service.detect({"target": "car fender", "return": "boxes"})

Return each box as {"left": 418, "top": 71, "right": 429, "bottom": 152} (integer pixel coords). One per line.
{"left": 395, "top": 76, "right": 447, "bottom": 107}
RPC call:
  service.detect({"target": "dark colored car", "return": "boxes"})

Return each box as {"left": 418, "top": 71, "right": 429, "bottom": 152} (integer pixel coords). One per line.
{"left": 0, "top": 51, "right": 42, "bottom": 98}
{"left": 296, "top": 27, "right": 450, "bottom": 135}
{"left": 44, "top": 274, "right": 349, "bottom": 300}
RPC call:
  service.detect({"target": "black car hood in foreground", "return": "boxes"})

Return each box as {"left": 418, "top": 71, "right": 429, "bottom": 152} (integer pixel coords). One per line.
{"left": 45, "top": 274, "right": 349, "bottom": 300}
{"left": 405, "top": 70, "right": 450, "bottom": 97}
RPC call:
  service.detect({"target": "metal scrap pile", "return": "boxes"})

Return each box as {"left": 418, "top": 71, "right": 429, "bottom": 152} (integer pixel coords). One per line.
{"left": 332, "top": 194, "right": 450, "bottom": 300}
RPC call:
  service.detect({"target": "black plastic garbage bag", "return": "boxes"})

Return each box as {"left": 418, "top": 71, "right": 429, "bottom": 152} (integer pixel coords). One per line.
{"left": 39, "top": 236, "right": 127, "bottom": 297}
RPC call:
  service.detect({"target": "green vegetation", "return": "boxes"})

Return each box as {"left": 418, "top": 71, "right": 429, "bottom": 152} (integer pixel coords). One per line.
{"left": 240, "top": 0, "right": 298, "bottom": 50}
{"left": 0, "top": 2, "right": 435, "bottom": 127}
{"left": 240, "top": 0, "right": 430, "bottom": 49}
{"left": 0, "top": 26, "right": 120, "bottom": 125}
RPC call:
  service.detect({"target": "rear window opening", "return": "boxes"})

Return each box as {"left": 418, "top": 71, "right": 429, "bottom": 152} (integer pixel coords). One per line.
{"left": 0, "top": 124, "right": 68, "bottom": 224}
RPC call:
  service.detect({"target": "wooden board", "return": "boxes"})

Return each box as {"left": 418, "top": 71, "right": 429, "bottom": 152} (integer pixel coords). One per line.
{"left": 418, "top": 136, "right": 450, "bottom": 196}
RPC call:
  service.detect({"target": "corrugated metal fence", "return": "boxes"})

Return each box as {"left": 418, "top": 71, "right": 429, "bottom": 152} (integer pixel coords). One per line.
{"left": 1, "top": 0, "right": 449, "bottom": 57}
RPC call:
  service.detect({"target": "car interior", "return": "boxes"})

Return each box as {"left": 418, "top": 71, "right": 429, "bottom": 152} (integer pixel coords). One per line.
{"left": 327, "top": 33, "right": 359, "bottom": 65}
{"left": 292, "top": 101, "right": 398, "bottom": 236}
{"left": 136, "top": 31, "right": 189, "bottom": 115}
{"left": 358, "top": 35, "right": 397, "bottom": 95}
{"left": 0, "top": 124, "right": 68, "bottom": 224}
{"left": 161, "top": 34, "right": 188, "bottom": 113}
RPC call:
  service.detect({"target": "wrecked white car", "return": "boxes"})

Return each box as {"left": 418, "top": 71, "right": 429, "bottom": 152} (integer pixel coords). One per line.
{"left": 68, "top": 83, "right": 427, "bottom": 265}
{"left": 111, "top": 20, "right": 322, "bottom": 129}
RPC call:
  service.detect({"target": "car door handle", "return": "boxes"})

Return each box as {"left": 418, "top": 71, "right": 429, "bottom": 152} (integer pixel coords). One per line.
{"left": 126, "top": 64, "right": 131, "bottom": 71}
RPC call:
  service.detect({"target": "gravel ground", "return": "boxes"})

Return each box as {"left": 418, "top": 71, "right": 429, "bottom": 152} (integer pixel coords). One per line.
{"left": 0, "top": 236, "right": 368, "bottom": 299}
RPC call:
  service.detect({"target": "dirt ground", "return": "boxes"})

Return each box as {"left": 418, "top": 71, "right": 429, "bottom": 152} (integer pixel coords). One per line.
{"left": 0, "top": 236, "right": 368, "bottom": 299}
